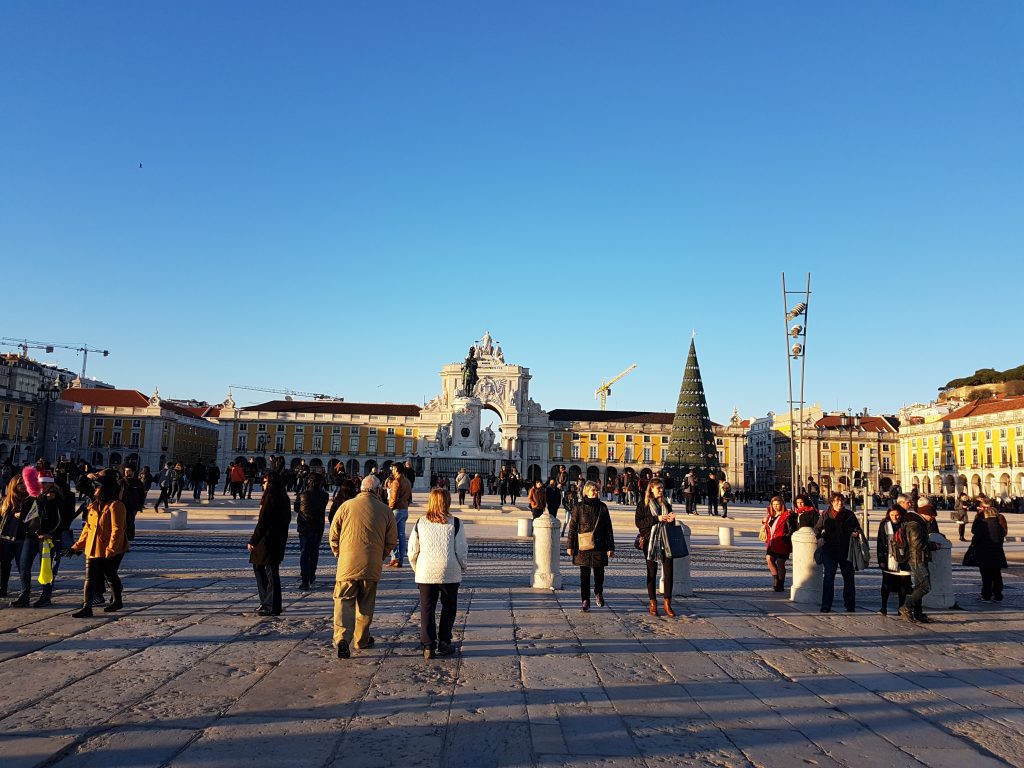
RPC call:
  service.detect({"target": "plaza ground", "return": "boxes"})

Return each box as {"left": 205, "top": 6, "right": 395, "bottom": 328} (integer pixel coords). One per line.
{"left": 0, "top": 499, "right": 1021, "bottom": 768}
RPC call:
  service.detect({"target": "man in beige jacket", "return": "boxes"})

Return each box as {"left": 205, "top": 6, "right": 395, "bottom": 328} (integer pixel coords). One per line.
{"left": 329, "top": 475, "right": 397, "bottom": 659}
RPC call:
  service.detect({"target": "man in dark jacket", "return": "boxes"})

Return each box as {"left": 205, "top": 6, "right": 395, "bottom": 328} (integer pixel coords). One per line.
{"left": 205, "top": 463, "right": 221, "bottom": 501}
{"left": 190, "top": 460, "right": 206, "bottom": 501}
{"left": 814, "top": 492, "right": 863, "bottom": 613}
{"left": 545, "top": 478, "right": 562, "bottom": 517}
{"left": 901, "top": 494, "right": 939, "bottom": 623}
{"left": 294, "top": 473, "right": 329, "bottom": 590}
{"left": 119, "top": 465, "right": 146, "bottom": 541}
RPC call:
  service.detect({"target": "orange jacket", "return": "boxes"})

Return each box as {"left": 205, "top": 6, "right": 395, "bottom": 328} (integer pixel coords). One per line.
{"left": 74, "top": 500, "right": 129, "bottom": 559}
{"left": 230, "top": 464, "right": 246, "bottom": 483}
{"left": 469, "top": 476, "right": 483, "bottom": 494}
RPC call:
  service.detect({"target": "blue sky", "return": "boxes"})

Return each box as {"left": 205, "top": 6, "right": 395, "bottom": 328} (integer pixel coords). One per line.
{"left": 2, "top": 2, "right": 1021, "bottom": 422}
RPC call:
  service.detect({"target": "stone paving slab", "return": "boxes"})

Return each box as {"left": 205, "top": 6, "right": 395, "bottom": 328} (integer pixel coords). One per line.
{"left": 0, "top": 541, "right": 1020, "bottom": 768}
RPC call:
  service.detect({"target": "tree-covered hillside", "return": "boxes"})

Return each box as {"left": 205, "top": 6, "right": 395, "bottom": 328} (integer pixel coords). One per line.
{"left": 942, "top": 365, "right": 1024, "bottom": 391}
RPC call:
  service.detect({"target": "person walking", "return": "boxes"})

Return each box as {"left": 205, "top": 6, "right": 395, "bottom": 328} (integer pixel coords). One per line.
{"left": 33, "top": 470, "right": 76, "bottom": 607}
{"left": 70, "top": 472, "right": 129, "bottom": 617}
{"left": 545, "top": 478, "right": 561, "bottom": 519}
{"left": 497, "top": 469, "right": 509, "bottom": 506}
{"left": 508, "top": 470, "right": 521, "bottom": 505}
{"left": 762, "top": 496, "right": 792, "bottom": 592}
{"left": 952, "top": 493, "right": 970, "bottom": 542}
{"left": 190, "top": 460, "right": 206, "bottom": 501}
{"left": 635, "top": 478, "right": 676, "bottom": 616}
{"left": 229, "top": 461, "right": 246, "bottom": 500}
{"left": 706, "top": 473, "right": 720, "bottom": 516}
{"left": 329, "top": 475, "right": 397, "bottom": 659}
{"left": 171, "top": 462, "right": 185, "bottom": 503}
{"left": 154, "top": 462, "right": 173, "bottom": 512}
{"left": 386, "top": 463, "right": 412, "bottom": 568}
{"left": 455, "top": 468, "right": 469, "bottom": 507}
{"left": 4, "top": 467, "right": 42, "bottom": 607}
{"left": 295, "top": 473, "right": 329, "bottom": 590}
{"left": 876, "top": 505, "right": 912, "bottom": 615}
{"left": 683, "top": 469, "right": 698, "bottom": 515}
{"left": 528, "top": 479, "right": 546, "bottom": 520}
{"left": 206, "top": 462, "right": 221, "bottom": 502}
{"left": 409, "top": 488, "right": 468, "bottom": 660}
{"left": 560, "top": 483, "right": 578, "bottom": 536}
{"left": 469, "top": 473, "right": 484, "bottom": 511}
{"left": 246, "top": 471, "right": 291, "bottom": 616}
{"left": 971, "top": 495, "right": 1008, "bottom": 602}
{"left": 566, "top": 480, "right": 614, "bottom": 612}
{"left": 719, "top": 480, "right": 731, "bottom": 518}
{"left": 813, "top": 492, "right": 863, "bottom": 613}
{"left": 119, "top": 465, "right": 145, "bottom": 543}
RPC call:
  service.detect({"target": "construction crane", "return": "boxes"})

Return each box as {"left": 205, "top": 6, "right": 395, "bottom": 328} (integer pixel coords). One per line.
{"left": 0, "top": 337, "right": 110, "bottom": 379}
{"left": 595, "top": 363, "right": 637, "bottom": 410}
{"left": 229, "top": 384, "right": 343, "bottom": 402}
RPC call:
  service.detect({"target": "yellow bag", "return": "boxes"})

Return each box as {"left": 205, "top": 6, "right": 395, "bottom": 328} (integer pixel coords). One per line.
{"left": 38, "top": 539, "right": 54, "bottom": 585}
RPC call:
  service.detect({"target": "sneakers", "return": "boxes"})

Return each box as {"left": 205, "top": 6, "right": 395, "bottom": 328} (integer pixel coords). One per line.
{"left": 337, "top": 642, "right": 350, "bottom": 659}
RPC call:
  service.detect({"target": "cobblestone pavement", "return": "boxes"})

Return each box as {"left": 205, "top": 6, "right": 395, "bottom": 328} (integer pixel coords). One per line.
{"left": 0, "top": 539, "right": 1021, "bottom": 768}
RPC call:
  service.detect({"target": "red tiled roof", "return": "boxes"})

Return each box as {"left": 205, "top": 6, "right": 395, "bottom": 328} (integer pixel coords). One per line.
{"left": 942, "top": 395, "right": 1024, "bottom": 421}
{"left": 241, "top": 400, "right": 421, "bottom": 417}
{"left": 814, "top": 415, "right": 899, "bottom": 433}
{"left": 61, "top": 389, "right": 150, "bottom": 408}
{"left": 180, "top": 405, "right": 221, "bottom": 418}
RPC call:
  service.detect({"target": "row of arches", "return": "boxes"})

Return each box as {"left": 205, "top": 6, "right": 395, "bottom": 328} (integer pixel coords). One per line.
{"left": 910, "top": 472, "right": 1024, "bottom": 499}
{"left": 0, "top": 444, "right": 35, "bottom": 464}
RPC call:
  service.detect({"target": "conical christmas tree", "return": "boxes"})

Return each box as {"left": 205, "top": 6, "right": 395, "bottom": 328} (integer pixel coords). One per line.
{"left": 664, "top": 338, "right": 720, "bottom": 481}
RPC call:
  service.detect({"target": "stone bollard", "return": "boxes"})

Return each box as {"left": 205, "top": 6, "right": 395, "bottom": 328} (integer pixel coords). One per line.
{"left": 169, "top": 509, "right": 188, "bottom": 531}
{"left": 923, "top": 532, "right": 956, "bottom": 610}
{"left": 517, "top": 518, "right": 533, "bottom": 538}
{"left": 718, "top": 526, "right": 734, "bottom": 547}
{"left": 789, "top": 527, "right": 822, "bottom": 605}
{"left": 659, "top": 522, "right": 694, "bottom": 597}
{"left": 531, "top": 514, "right": 562, "bottom": 589}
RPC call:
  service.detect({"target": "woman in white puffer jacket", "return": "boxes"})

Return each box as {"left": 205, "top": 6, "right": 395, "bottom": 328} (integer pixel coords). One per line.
{"left": 409, "top": 488, "right": 468, "bottom": 660}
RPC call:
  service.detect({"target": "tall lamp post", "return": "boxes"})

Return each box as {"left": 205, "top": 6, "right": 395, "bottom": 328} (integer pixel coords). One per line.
{"left": 36, "top": 381, "right": 62, "bottom": 463}
{"left": 781, "top": 272, "right": 811, "bottom": 506}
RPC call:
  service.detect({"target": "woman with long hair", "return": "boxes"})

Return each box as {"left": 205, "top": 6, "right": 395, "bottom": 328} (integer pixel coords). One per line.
{"left": 0, "top": 474, "right": 31, "bottom": 601}
{"left": 566, "top": 480, "right": 615, "bottom": 612}
{"left": 247, "top": 471, "right": 291, "bottom": 616}
{"left": 70, "top": 471, "right": 129, "bottom": 617}
{"left": 409, "top": 488, "right": 468, "bottom": 660}
{"left": 876, "top": 505, "right": 912, "bottom": 615}
{"left": 528, "top": 479, "right": 546, "bottom": 519}
{"left": 635, "top": 478, "right": 677, "bottom": 616}
{"left": 329, "top": 478, "right": 357, "bottom": 526}
{"left": 762, "top": 496, "right": 792, "bottom": 592}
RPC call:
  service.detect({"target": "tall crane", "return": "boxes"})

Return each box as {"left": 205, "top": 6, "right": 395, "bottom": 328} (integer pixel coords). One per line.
{"left": 595, "top": 363, "right": 637, "bottom": 410}
{"left": 0, "top": 337, "right": 110, "bottom": 379}
{"left": 229, "top": 384, "right": 343, "bottom": 402}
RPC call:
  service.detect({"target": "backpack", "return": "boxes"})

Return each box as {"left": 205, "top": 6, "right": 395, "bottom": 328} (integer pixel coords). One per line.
{"left": 890, "top": 526, "right": 910, "bottom": 565}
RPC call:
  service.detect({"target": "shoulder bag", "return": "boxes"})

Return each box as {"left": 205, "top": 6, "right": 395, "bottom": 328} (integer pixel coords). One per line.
{"left": 577, "top": 506, "right": 601, "bottom": 551}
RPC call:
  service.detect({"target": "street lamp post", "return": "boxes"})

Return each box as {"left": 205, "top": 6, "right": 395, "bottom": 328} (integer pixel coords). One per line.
{"left": 781, "top": 272, "right": 812, "bottom": 507}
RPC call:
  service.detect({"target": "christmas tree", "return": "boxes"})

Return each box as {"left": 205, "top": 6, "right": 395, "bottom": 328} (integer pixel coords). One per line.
{"left": 664, "top": 337, "right": 720, "bottom": 481}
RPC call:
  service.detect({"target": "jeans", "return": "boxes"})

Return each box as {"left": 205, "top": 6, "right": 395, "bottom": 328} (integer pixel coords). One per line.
{"left": 907, "top": 562, "right": 931, "bottom": 614}
{"left": 253, "top": 563, "right": 282, "bottom": 613}
{"left": 707, "top": 496, "right": 719, "bottom": 515}
{"left": 820, "top": 547, "right": 856, "bottom": 611}
{"left": 418, "top": 582, "right": 459, "bottom": 650}
{"left": 390, "top": 509, "right": 408, "bottom": 564}
{"left": 685, "top": 494, "right": 697, "bottom": 514}
{"left": 155, "top": 487, "right": 171, "bottom": 510}
{"left": 579, "top": 566, "right": 605, "bottom": 601}
{"left": 13, "top": 537, "right": 41, "bottom": 603}
{"left": 171, "top": 481, "right": 182, "bottom": 502}
{"left": 0, "top": 539, "right": 17, "bottom": 595}
{"left": 298, "top": 532, "right": 323, "bottom": 585}
{"left": 192, "top": 480, "right": 203, "bottom": 500}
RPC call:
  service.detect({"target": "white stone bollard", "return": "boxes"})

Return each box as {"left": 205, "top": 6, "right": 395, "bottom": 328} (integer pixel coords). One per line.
{"left": 659, "top": 522, "right": 694, "bottom": 597}
{"left": 789, "top": 527, "right": 822, "bottom": 605}
{"left": 531, "top": 514, "right": 562, "bottom": 590}
{"left": 923, "top": 532, "right": 956, "bottom": 610}
{"left": 718, "top": 526, "right": 734, "bottom": 547}
{"left": 169, "top": 509, "right": 188, "bottom": 531}
{"left": 517, "top": 518, "right": 533, "bottom": 538}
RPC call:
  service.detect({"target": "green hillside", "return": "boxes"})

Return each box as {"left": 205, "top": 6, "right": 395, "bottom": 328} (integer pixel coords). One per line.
{"left": 941, "top": 365, "right": 1024, "bottom": 391}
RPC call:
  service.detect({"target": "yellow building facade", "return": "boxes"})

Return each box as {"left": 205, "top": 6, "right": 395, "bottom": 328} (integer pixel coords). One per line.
{"left": 899, "top": 395, "right": 1024, "bottom": 499}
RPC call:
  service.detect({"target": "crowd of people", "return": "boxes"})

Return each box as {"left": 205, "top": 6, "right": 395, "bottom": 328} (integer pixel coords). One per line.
{"left": 0, "top": 454, "right": 1013, "bottom": 663}
{"left": 758, "top": 491, "right": 1010, "bottom": 619}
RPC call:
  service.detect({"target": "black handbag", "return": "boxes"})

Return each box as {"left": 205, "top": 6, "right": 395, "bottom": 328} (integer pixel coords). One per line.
{"left": 634, "top": 533, "right": 645, "bottom": 551}
{"left": 661, "top": 524, "right": 689, "bottom": 559}
{"left": 962, "top": 542, "right": 977, "bottom": 568}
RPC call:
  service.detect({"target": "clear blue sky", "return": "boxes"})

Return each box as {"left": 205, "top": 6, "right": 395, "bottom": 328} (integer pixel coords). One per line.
{"left": 2, "top": 2, "right": 1021, "bottom": 422}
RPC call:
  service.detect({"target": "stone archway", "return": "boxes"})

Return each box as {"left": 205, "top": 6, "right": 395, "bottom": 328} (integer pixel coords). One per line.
{"left": 568, "top": 465, "right": 582, "bottom": 482}
{"left": 971, "top": 474, "right": 982, "bottom": 496}
{"left": 364, "top": 459, "right": 378, "bottom": 475}
{"left": 1017, "top": 472, "right": 1024, "bottom": 496}
{"left": 923, "top": 477, "right": 932, "bottom": 494}
{"left": 586, "top": 466, "right": 600, "bottom": 483}
{"left": 345, "top": 459, "right": 360, "bottom": 476}
{"left": 527, "top": 464, "right": 542, "bottom": 482}
{"left": 999, "top": 473, "right": 1011, "bottom": 497}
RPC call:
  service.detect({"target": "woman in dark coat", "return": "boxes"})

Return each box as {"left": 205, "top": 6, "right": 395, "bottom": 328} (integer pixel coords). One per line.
{"left": 971, "top": 496, "right": 1008, "bottom": 602}
{"left": 566, "top": 480, "right": 614, "bottom": 612}
{"left": 876, "top": 505, "right": 912, "bottom": 615}
{"left": 635, "top": 478, "right": 677, "bottom": 616}
{"left": 247, "top": 471, "right": 291, "bottom": 616}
